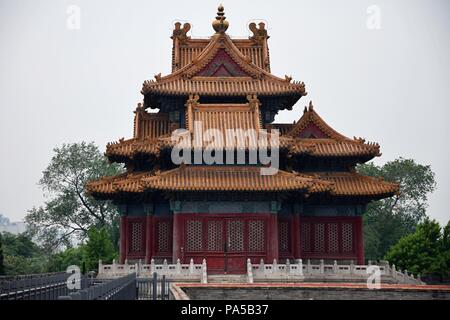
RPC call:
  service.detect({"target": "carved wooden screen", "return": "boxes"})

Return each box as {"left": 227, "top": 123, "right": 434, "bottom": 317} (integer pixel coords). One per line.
{"left": 207, "top": 220, "right": 224, "bottom": 252}
{"left": 300, "top": 218, "right": 356, "bottom": 259}
{"left": 182, "top": 215, "right": 269, "bottom": 273}
{"left": 184, "top": 216, "right": 267, "bottom": 254}
{"left": 185, "top": 219, "right": 203, "bottom": 252}
{"left": 328, "top": 223, "right": 339, "bottom": 253}
{"left": 278, "top": 219, "right": 291, "bottom": 256}
{"left": 128, "top": 218, "right": 145, "bottom": 257}
{"left": 248, "top": 220, "right": 265, "bottom": 252}
{"left": 300, "top": 222, "right": 311, "bottom": 253}
{"left": 227, "top": 220, "right": 244, "bottom": 252}
{"left": 342, "top": 223, "right": 354, "bottom": 253}
{"left": 154, "top": 217, "right": 173, "bottom": 257}
{"left": 313, "top": 223, "right": 325, "bottom": 253}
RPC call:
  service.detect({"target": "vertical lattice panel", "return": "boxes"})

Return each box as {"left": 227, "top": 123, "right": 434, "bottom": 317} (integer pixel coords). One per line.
{"left": 227, "top": 220, "right": 244, "bottom": 252}
{"left": 186, "top": 220, "right": 203, "bottom": 252}
{"left": 248, "top": 220, "right": 265, "bottom": 252}
{"left": 300, "top": 223, "right": 311, "bottom": 252}
{"left": 278, "top": 221, "right": 290, "bottom": 253}
{"left": 156, "top": 221, "right": 170, "bottom": 253}
{"left": 130, "top": 222, "right": 143, "bottom": 253}
{"left": 207, "top": 220, "right": 224, "bottom": 252}
{"left": 342, "top": 223, "right": 353, "bottom": 253}
{"left": 328, "top": 223, "right": 339, "bottom": 253}
{"left": 314, "top": 223, "right": 325, "bottom": 253}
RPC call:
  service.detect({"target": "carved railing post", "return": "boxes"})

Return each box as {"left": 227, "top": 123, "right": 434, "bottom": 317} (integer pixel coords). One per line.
{"left": 176, "top": 259, "right": 181, "bottom": 274}
{"left": 112, "top": 259, "right": 117, "bottom": 274}
{"left": 247, "top": 259, "right": 254, "bottom": 284}
{"left": 391, "top": 264, "right": 396, "bottom": 278}
{"left": 163, "top": 259, "right": 168, "bottom": 274}
{"left": 298, "top": 259, "right": 303, "bottom": 275}
{"left": 201, "top": 259, "right": 208, "bottom": 284}
{"left": 150, "top": 258, "right": 155, "bottom": 274}
{"left": 189, "top": 259, "right": 195, "bottom": 275}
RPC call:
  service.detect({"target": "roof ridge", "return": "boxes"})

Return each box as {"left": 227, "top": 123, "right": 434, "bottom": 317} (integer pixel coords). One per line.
{"left": 143, "top": 32, "right": 305, "bottom": 93}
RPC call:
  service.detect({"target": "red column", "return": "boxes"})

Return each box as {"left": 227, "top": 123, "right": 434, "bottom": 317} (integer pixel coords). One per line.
{"left": 292, "top": 213, "right": 301, "bottom": 259}
{"left": 119, "top": 216, "right": 127, "bottom": 264}
{"left": 145, "top": 215, "right": 153, "bottom": 263}
{"left": 355, "top": 216, "right": 365, "bottom": 265}
{"left": 266, "top": 213, "right": 279, "bottom": 262}
{"left": 172, "top": 213, "right": 183, "bottom": 263}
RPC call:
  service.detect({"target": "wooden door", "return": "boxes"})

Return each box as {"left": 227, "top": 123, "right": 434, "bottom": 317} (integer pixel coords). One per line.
{"left": 182, "top": 214, "right": 268, "bottom": 274}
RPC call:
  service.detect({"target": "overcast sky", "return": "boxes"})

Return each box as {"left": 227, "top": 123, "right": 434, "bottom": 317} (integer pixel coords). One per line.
{"left": 0, "top": 0, "right": 449, "bottom": 224}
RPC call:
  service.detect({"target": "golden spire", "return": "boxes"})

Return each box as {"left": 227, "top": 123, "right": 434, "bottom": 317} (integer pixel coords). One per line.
{"left": 212, "top": 4, "right": 229, "bottom": 33}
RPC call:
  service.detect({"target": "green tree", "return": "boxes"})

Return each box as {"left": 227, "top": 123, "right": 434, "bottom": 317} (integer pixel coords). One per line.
{"left": 0, "top": 233, "right": 5, "bottom": 275}
{"left": 1, "top": 232, "right": 46, "bottom": 275}
{"left": 26, "top": 142, "right": 123, "bottom": 251}
{"left": 385, "top": 219, "right": 450, "bottom": 277}
{"left": 46, "top": 246, "right": 85, "bottom": 273}
{"left": 358, "top": 158, "right": 436, "bottom": 260}
{"left": 83, "top": 227, "right": 116, "bottom": 272}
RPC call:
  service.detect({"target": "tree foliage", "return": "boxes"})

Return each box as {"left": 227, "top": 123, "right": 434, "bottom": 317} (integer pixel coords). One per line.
{"left": 46, "top": 227, "right": 117, "bottom": 273}
{"left": 83, "top": 227, "right": 116, "bottom": 271}
{"left": 0, "top": 233, "right": 4, "bottom": 275}
{"left": 46, "top": 246, "right": 85, "bottom": 273}
{"left": 1, "top": 232, "right": 46, "bottom": 275}
{"left": 25, "top": 142, "right": 123, "bottom": 251}
{"left": 357, "top": 158, "right": 436, "bottom": 260}
{"left": 385, "top": 219, "right": 450, "bottom": 277}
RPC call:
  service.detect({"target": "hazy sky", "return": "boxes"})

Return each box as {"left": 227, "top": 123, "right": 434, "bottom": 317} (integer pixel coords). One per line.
{"left": 0, "top": 0, "right": 449, "bottom": 224}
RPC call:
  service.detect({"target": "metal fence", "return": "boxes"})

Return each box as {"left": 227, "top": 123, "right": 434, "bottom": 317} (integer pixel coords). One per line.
{"left": 137, "top": 273, "right": 170, "bottom": 300}
{"left": 0, "top": 272, "right": 92, "bottom": 300}
{"left": 1, "top": 271, "right": 168, "bottom": 300}
{"left": 58, "top": 273, "right": 137, "bottom": 300}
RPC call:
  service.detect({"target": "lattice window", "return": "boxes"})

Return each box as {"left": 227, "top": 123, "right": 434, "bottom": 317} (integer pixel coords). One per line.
{"left": 207, "top": 220, "right": 223, "bottom": 252}
{"left": 301, "top": 223, "right": 311, "bottom": 252}
{"left": 248, "top": 220, "right": 265, "bottom": 252}
{"left": 227, "top": 220, "right": 244, "bottom": 252}
{"left": 156, "top": 221, "right": 170, "bottom": 253}
{"left": 342, "top": 223, "right": 353, "bottom": 253}
{"left": 328, "top": 223, "right": 339, "bottom": 253}
{"left": 314, "top": 223, "right": 325, "bottom": 253}
{"left": 130, "top": 222, "right": 143, "bottom": 253}
{"left": 278, "top": 221, "right": 290, "bottom": 253}
{"left": 186, "top": 220, "right": 203, "bottom": 252}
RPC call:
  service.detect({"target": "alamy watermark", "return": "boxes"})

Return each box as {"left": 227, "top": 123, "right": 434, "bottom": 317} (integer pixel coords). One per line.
{"left": 366, "top": 5, "right": 382, "bottom": 30}
{"left": 66, "top": 265, "right": 81, "bottom": 290}
{"left": 66, "top": 5, "right": 81, "bottom": 30}
{"left": 366, "top": 265, "right": 381, "bottom": 289}
{"left": 170, "top": 123, "right": 280, "bottom": 175}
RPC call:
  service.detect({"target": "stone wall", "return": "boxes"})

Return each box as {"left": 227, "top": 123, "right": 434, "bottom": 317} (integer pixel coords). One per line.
{"left": 180, "top": 286, "right": 450, "bottom": 300}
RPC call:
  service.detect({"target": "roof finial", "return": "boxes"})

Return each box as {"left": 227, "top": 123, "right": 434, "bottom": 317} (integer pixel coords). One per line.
{"left": 212, "top": 4, "right": 229, "bottom": 33}
{"left": 308, "top": 100, "right": 314, "bottom": 111}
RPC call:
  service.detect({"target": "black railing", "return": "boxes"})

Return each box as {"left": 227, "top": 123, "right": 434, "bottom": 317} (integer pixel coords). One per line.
{"left": 137, "top": 273, "right": 170, "bottom": 300}
{"left": 0, "top": 272, "right": 92, "bottom": 300}
{"left": 58, "top": 273, "right": 137, "bottom": 300}
{"left": 1, "top": 272, "right": 168, "bottom": 300}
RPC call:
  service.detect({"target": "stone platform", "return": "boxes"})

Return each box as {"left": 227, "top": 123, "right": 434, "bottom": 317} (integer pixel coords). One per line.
{"left": 170, "top": 282, "right": 450, "bottom": 300}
